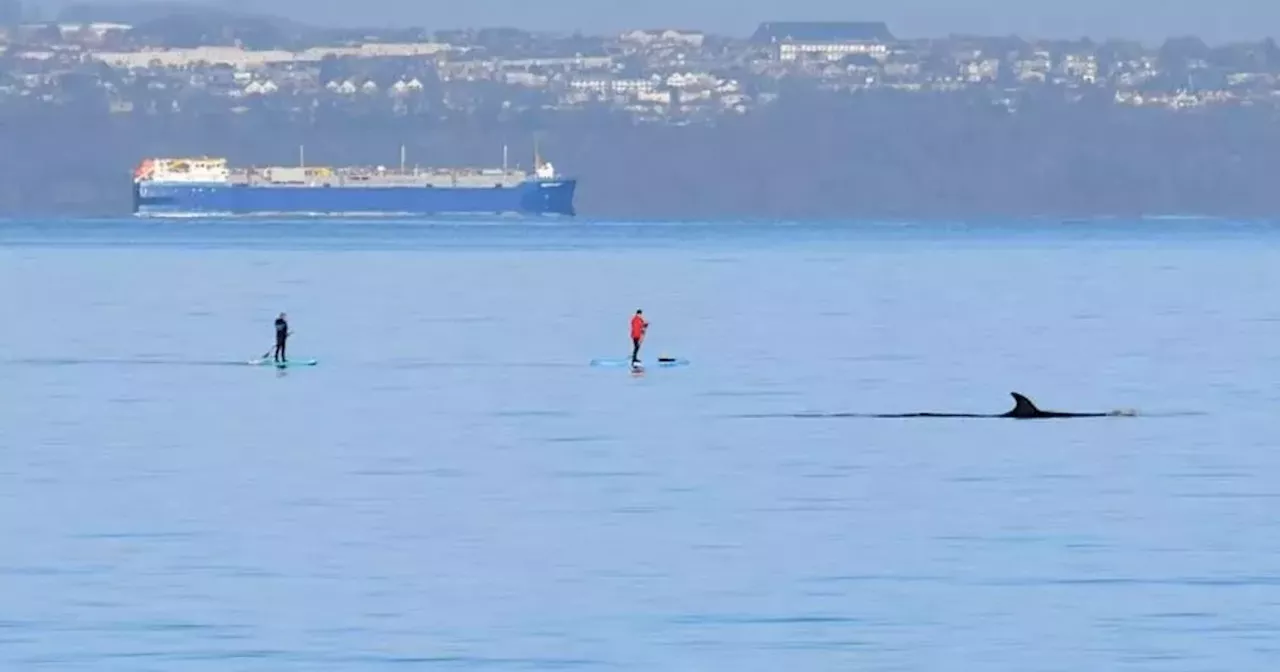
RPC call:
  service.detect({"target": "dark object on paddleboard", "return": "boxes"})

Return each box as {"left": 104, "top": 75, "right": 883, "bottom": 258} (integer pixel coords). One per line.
{"left": 590, "top": 357, "right": 688, "bottom": 369}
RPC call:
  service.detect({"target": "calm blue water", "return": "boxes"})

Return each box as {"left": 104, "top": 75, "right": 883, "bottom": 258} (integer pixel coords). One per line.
{"left": 2, "top": 217, "right": 1279, "bottom": 670}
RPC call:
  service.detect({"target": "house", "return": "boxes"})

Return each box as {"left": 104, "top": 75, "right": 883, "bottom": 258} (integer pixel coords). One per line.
{"left": 619, "top": 29, "right": 705, "bottom": 48}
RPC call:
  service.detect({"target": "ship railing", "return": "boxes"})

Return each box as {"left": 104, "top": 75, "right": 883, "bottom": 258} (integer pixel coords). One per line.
{"left": 225, "top": 167, "right": 535, "bottom": 185}
{"left": 237, "top": 167, "right": 532, "bottom": 179}
{"left": 229, "top": 163, "right": 530, "bottom": 176}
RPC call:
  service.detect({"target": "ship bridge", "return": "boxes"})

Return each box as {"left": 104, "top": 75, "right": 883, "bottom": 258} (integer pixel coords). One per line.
{"left": 135, "top": 157, "right": 230, "bottom": 183}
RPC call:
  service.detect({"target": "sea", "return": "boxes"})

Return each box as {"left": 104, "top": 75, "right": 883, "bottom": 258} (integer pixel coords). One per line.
{"left": 1, "top": 216, "right": 1278, "bottom": 670}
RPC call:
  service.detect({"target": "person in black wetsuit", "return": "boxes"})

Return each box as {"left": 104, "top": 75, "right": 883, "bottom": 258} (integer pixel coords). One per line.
{"left": 273, "top": 312, "right": 289, "bottom": 363}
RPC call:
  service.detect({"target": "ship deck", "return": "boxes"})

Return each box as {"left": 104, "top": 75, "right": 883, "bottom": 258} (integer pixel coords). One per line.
{"left": 222, "top": 167, "right": 531, "bottom": 189}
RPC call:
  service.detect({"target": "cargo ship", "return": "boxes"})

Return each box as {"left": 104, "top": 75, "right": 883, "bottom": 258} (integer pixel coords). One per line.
{"left": 131, "top": 146, "right": 577, "bottom": 217}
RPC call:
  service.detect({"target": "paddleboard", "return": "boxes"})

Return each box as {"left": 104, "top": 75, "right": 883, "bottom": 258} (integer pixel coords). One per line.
{"left": 249, "top": 358, "right": 318, "bottom": 368}
{"left": 590, "top": 357, "right": 688, "bottom": 368}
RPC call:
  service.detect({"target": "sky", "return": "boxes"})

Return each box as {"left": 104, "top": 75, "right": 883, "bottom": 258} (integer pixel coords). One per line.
{"left": 46, "top": 0, "right": 1280, "bottom": 45}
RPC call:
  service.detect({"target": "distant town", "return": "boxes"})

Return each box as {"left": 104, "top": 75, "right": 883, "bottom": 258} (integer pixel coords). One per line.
{"left": 2, "top": 3, "right": 1280, "bottom": 219}
{"left": 2, "top": 7, "right": 1277, "bottom": 121}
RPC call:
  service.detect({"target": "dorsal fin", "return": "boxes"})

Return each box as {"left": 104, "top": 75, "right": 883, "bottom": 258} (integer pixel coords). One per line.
{"left": 1008, "top": 392, "right": 1040, "bottom": 417}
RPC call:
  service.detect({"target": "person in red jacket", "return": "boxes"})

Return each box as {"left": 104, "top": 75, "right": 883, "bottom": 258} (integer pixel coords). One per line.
{"left": 630, "top": 309, "right": 648, "bottom": 364}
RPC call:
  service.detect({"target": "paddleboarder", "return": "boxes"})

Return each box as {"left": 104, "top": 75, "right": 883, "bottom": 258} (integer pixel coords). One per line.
{"left": 630, "top": 309, "right": 648, "bottom": 365}
{"left": 274, "top": 312, "right": 289, "bottom": 363}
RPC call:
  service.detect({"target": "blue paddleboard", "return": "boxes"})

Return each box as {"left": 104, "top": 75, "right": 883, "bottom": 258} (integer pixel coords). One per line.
{"left": 590, "top": 357, "right": 688, "bottom": 368}
{"left": 249, "top": 358, "right": 318, "bottom": 368}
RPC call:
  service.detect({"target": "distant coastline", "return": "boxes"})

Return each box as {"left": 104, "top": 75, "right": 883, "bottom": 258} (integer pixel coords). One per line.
{"left": 1, "top": 9, "right": 1278, "bottom": 218}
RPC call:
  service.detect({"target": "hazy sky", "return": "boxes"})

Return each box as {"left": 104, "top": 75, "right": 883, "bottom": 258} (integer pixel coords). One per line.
{"left": 58, "top": 0, "right": 1280, "bottom": 44}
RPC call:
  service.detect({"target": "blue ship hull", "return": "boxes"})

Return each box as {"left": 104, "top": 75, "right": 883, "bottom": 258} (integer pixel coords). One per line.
{"left": 133, "top": 179, "right": 577, "bottom": 216}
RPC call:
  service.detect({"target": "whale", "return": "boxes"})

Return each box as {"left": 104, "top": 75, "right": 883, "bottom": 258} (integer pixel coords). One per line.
{"left": 744, "top": 392, "right": 1137, "bottom": 420}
